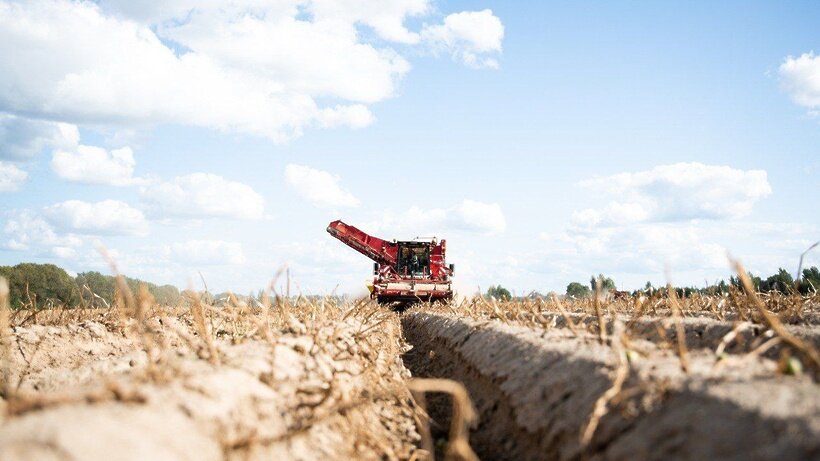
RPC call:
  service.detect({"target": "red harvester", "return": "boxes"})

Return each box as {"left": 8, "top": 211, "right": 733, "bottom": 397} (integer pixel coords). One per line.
{"left": 327, "top": 220, "right": 454, "bottom": 304}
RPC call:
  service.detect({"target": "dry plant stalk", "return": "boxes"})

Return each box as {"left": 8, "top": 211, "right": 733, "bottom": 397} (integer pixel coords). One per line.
{"left": 189, "top": 291, "right": 220, "bottom": 365}
{"left": 733, "top": 260, "right": 820, "bottom": 370}
{"left": 593, "top": 279, "right": 606, "bottom": 344}
{"left": 134, "top": 286, "right": 160, "bottom": 349}
{"left": 529, "top": 300, "right": 552, "bottom": 330}
{"left": 714, "top": 322, "right": 745, "bottom": 357}
{"left": 551, "top": 294, "right": 580, "bottom": 337}
{"left": 626, "top": 295, "right": 649, "bottom": 330}
{"left": 5, "top": 380, "right": 147, "bottom": 416}
{"left": 0, "top": 277, "right": 12, "bottom": 400}
{"left": 407, "top": 378, "right": 478, "bottom": 461}
{"left": 666, "top": 284, "right": 690, "bottom": 373}
{"left": 409, "top": 386, "right": 434, "bottom": 459}
{"left": 14, "top": 337, "right": 44, "bottom": 393}
{"left": 98, "top": 248, "right": 131, "bottom": 332}
{"left": 745, "top": 337, "right": 782, "bottom": 361}
{"left": 581, "top": 321, "right": 629, "bottom": 447}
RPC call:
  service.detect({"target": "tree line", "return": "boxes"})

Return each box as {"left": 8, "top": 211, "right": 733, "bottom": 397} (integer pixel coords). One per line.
{"left": 484, "top": 267, "right": 820, "bottom": 301}
{"left": 564, "top": 268, "right": 820, "bottom": 299}
{"left": 0, "top": 262, "right": 181, "bottom": 309}
{"left": 5, "top": 262, "right": 818, "bottom": 309}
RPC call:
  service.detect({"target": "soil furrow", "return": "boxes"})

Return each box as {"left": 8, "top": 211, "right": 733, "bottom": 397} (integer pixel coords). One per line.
{"left": 401, "top": 312, "right": 820, "bottom": 461}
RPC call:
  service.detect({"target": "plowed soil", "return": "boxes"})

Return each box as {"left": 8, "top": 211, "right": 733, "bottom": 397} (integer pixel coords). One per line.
{"left": 1, "top": 295, "right": 819, "bottom": 461}
{"left": 401, "top": 311, "right": 820, "bottom": 461}
{"left": 0, "top": 306, "right": 422, "bottom": 461}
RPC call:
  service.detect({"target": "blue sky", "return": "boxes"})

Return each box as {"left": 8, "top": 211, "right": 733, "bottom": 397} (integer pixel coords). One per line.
{"left": 1, "top": 0, "right": 818, "bottom": 295}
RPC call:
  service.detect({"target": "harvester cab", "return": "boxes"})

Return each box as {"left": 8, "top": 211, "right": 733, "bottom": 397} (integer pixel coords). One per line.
{"left": 398, "top": 242, "right": 429, "bottom": 277}
{"left": 326, "top": 220, "right": 453, "bottom": 304}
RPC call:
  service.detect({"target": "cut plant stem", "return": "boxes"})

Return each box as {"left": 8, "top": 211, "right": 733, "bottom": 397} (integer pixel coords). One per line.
{"left": 667, "top": 283, "right": 690, "bottom": 373}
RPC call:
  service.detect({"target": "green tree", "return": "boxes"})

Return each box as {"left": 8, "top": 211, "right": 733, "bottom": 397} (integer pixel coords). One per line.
{"left": 151, "top": 284, "right": 181, "bottom": 305}
{"left": 486, "top": 285, "right": 511, "bottom": 301}
{"left": 0, "top": 263, "right": 79, "bottom": 308}
{"left": 590, "top": 274, "right": 616, "bottom": 292}
{"left": 76, "top": 271, "right": 116, "bottom": 307}
{"left": 800, "top": 266, "right": 820, "bottom": 294}
{"left": 729, "top": 272, "right": 761, "bottom": 291}
{"left": 759, "top": 268, "right": 794, "bottom": 294}
{"left": 75, "top": 271, "right": 181, "bottom": 307}
{"left": 0, "top": 263, "right": 182, "bottom": 309}
{"left": 566, "top": 282, "right": 591, "bottom": 298}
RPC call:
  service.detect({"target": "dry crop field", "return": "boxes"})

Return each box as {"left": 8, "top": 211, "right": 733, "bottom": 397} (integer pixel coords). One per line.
{"left": 1, "top": 271, "right": 819, "bottom": 461}
{"left": 0, "top": 281, "right": 426, "bottom": 461}
{"left": 403, "top": 272, "right": 820, "bottom": 460}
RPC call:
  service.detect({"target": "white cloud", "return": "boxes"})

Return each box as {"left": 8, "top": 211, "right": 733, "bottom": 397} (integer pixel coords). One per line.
{"left": 170, "top": 240, "right": 245, "bottom": 266}
{"left": 274, "top": 239, "right": 362, "bottom": 267}
{"left": 779, "top": 52, "right": 820, "bottom": 111}
{"left": 269, "top": 239, "right": 373, "bottom": 296}
{"left": 453, "top": 199, "right": 507, "bottom": 233}
{"left": 51, "top": 145, "right": 144, "bottom": 186}
{"left": 0, "top": 161, "right": 27, "bottom": 192}
{"left": 528, "top": 164, "right": 800, "bottom": 290}
{"left": 0, "top": 114, "right": 78, "bottom": 160}
{"left": 315, "top": 0, "right": 429, "bottom": 43}
{"left": 102, "top": 1, "right": 429, "bottom": 45}
{"left": 371, "top": 199, "right": 506, "bottom": 236}
{"left": 285, "top": 164, "right": 359, "bottom": 208}
{"left": 140, "top": 173, "right": 265, "bottom": 220}
{"left": 51, "top": 246, "right": 77, "bottom": 259}
{"left": 315, "top": 104, "right": 375, "bottom": 129}
{"left": 574, "top": 163, "right": 771, "bottom": 226}
{"left": 0, "top": 0, "right": 396, "bottom": 141}
{"left": 547, "top": 222, "right": 729, "bottom": 274}
{"left": 422, "top": 9, "right": 504, "bottom": 69}
{"left": 534, "top": 219, "right": 820, "bottom": 291}
{"left": 43, "top": 199, "right": 149, "bottom": 236}
{"left": 0, "top": 1, "right": 502, "bottom": 142}
{"left": 3, "top": 209, "right": 82, "bottom": 252}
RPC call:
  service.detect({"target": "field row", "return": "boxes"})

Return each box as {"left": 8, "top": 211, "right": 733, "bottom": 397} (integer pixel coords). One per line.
{"left": 0, "top": 300, "right": 422, "bottom": 460}
{"left": 400, "top": 309, "right": 820, "bottom": 460}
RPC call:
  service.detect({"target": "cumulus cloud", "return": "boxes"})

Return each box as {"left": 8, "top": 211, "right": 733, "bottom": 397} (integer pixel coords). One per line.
{"left": 43, "top": 199, "right": 149, "bottom": 236}
{"left": 533, "top": 164, "right": 786, "bottom": 288}
{"left": 51, "top": 246, "right": 77, "bottom": 259}
{"left": 422, "top": 9, "right": 504, "bottom": 69}
{"left": 779, "top": 52, "right": 820, "bottom": 111}
{"left": 285, "top": 164, "right": 359, "bottom": 208}
{"left": 269, "top": 239, "right": 376, "bottom": 296}
{"left": 545, "top": 223, "right": 729, "bottom": 275}
{"left": 3, "top": 209, "right": 82, "bottom": 251}
{"left": 140, "top": 173, "right": 265, "bottom": 220}
{"left": 535, "top": 219, "right": 820, "bottom": 292}
{"left": 0, "top": 114, "right": 78, "bottom": 160}
{"left": 0, "top": 161, "right": 27, "bottom": 192}
{"left": 170, "top": 240, "right": 245, "bottom": 265}
{"left": 314, "top": 0, "right": 430, "bottom": 42}
{"left": 0, "top": 1, "right": 504, "bottom": 142}
{"left": 274, "top": 239, "right": 362, "bottom": 267}
{"left": 372, "top": 199, "right": 506, "bottom": 236}
{"left": 51, "top": 145, "right": 144, "bottom": 186}
{"left": 451, "top": 200, "right": 507, "bottom": 233}
{"left": 102, "top": 0, "right": 429, "bottom": 45}
{"left": 572, "top": 163, "right": 771, "bottom": 226}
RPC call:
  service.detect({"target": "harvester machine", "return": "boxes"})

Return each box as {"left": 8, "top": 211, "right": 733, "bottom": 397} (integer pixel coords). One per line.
{"left": 326, "top": 220, "right": 454, "bottom": 304}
